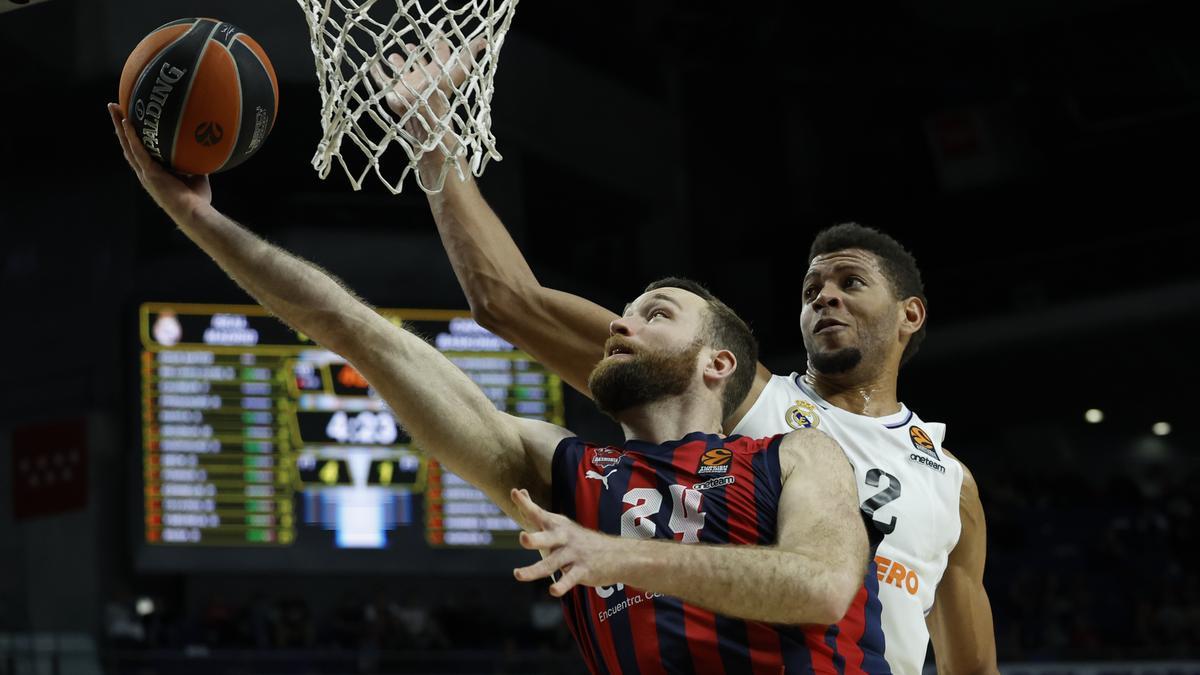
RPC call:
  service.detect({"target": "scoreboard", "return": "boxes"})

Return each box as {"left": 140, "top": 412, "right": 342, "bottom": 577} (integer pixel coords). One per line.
{"left": 138, "top": 302, "right": 563, "bottom": 561}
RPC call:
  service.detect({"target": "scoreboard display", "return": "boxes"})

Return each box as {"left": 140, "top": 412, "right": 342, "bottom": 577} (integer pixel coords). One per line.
{"left": 137, "top": 302, "right": 564, "bottom": 569}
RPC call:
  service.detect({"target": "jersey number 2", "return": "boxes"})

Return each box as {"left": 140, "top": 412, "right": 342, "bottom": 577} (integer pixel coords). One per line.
{"left": 620, "top": 486, "right": 706, "bottom": 543}
{"left": 862, "top": 469, "right": 901, "bottom": 535}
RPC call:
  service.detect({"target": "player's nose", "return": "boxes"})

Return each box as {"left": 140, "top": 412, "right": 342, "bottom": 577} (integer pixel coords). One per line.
{"left": 609, "top": 316, "right": 634, "bottom": 336}
{"left": 813, "top": 283, "right": 843, "bottom": 309}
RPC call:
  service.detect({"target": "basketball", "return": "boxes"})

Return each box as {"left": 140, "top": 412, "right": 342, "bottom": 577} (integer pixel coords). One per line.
{"left": 118, "top": 18, "right": 279, "bottom": 175}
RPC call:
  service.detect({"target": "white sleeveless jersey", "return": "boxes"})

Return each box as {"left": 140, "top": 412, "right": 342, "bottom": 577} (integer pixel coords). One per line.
{"left": 731, "top": 373, "right": 964, "bottom": 675}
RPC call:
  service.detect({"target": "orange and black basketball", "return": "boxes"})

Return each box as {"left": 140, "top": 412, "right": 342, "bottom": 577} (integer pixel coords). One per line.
{"left": 118, "top": 18, "right": 278, "bottom": 175}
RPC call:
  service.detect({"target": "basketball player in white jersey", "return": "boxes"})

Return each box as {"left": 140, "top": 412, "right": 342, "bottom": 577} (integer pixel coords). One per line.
{"left": 370, "top": 57, "right": 998, "bottom": 674}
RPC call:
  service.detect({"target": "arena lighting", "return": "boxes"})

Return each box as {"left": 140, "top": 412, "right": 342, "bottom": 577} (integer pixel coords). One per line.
{"left": 1085, "top": 409, "right": 1104, "bottom": 423}
{"left": 135, "top": 597, "right": 155, "bottom": 617}
{"left": 1152, "top": 422, "right": 1172, "bottom": 436}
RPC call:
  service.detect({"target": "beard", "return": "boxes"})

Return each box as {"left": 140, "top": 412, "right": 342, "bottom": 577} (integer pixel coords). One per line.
{"left": 588, "top": 339, "right": 703, "bottom": 418}
{"left": 809, "top": 346, "right": 864, "bottom": 374}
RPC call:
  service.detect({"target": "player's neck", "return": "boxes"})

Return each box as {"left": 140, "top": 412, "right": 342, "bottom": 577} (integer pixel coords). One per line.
{"left": 801, "top": 366, "right": 902, "bottom": 417}
{"left": 617, "top": 394, "right": 724, "bottom": 445}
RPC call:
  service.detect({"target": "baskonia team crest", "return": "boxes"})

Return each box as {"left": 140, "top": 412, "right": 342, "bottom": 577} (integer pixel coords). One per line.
{"left": 591, "top": 447, "right": 623, "bottom": 470}
{"left": 785, "top": 400, "right": 820, "bottom": 430}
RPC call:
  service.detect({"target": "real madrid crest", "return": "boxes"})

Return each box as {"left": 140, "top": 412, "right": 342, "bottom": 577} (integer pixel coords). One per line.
{"left": 785, "top": 400, "right": 820, "bottom": 430}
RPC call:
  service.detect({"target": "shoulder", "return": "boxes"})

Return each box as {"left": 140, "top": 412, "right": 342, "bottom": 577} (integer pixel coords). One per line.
{"left": 941, "top": 446, "right": 980, "bottom": 508}
{"left": 510, "top": 415, "right": 574, "bottom": 449}
{"left": 778, "top": 428, "right": 848, "bottom": 480}
{"left": 941, "top": 446, "right": 986, "bottom": 548}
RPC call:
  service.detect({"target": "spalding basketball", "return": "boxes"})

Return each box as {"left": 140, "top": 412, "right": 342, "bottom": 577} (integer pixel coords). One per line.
{"left": 118, "top": 18, "right": 279, "bottom": 175}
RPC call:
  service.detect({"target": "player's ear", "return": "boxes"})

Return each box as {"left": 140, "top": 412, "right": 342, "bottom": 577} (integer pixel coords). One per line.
{"left": 704, "top": 348, "right": 737, "bottom": 385}
{"left": 899, "top": 296, "right": 926, "bottom": 339}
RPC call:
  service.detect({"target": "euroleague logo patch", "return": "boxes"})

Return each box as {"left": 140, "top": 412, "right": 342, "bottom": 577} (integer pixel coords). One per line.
{"left": 195, "top": 121, "right": 225, "bottom": 146}
{"left": 697, "top": 448, "right": 733, "bottom": 475}
{"left": 908, "top": 426, "right": 939, "bottom": 460}
{"left": 785, "top": 400, "right": 820, "bottom": 430}
{"left": 907, "top": 425, "right": 946, "bottom": 474}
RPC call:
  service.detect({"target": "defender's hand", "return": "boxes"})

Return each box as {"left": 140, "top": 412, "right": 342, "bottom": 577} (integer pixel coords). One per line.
{"left": 109, "top": 103, "right": 212, "bottom": 222}
{"left": 510, "top": 488, "right": 623, "bottom": 597}
{"left": 369, "top": 37, "right": 486, "bottom": 119}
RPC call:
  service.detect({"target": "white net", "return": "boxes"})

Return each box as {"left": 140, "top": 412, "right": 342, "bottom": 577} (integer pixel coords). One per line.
{"left": 296, "top": 0, "right": 519, "bottom": 194}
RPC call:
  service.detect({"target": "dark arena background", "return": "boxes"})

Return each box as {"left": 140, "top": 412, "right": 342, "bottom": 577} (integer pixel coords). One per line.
{"left": 2, "top": 0, "right": 1198, "bottom": 673}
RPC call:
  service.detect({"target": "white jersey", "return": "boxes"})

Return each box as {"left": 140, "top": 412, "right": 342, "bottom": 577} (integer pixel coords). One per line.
{"left": 731, "top": 373, "right": 964, "bottom": 675}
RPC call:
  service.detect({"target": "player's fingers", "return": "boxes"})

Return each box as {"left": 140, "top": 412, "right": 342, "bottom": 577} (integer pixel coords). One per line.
{"left": 549, "top": 566, "right": 585, "bottom": 597}
{"left": 108, "top": 104, "right": 135, "bottom": 162}
{"left": 510, "top": 488, "right": 547, "bottom": 529}
{"left": 518, "top": 528, "right": 561, "bottom": 551}
{"left": 108, "top": 105, "right": 135, "bottom": 166}
{"left": 404, "top": 42, "right": 428, "bottom": 68}
{"left": 459, "top": 37, "right": 487, "bottom": 75}
{"left": 513, "top": 550, "right": 567, "bottom": 582}
{"left": 444, "top": 38, "right": 480, "bottom": 84}
{"left": 369, "top": 59, "right": 388, "bottom": 88}
{"left": 371, "top": 60, "right": 405, "bottom": 109}
{"left": 122, "top": 118, "right": 173, "bottom": 183}
{"left": 119, "top": 118, "right": 148, "bottom": 175}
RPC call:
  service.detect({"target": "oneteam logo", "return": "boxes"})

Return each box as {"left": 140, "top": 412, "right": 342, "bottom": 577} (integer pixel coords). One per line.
{"left": 692, "top": 476, "right": 735, "bottom": 491}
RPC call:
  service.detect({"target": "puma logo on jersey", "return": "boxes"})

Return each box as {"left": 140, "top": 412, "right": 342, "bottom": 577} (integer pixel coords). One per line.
{"left": 585, "top": 469, "right": 618, "bottom": 490}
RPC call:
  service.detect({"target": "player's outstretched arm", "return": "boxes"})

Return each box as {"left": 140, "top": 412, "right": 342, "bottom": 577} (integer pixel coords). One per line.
{"left": 509, "top": 429, "right": 870, "bottom": 625}
{"left": 426, "top": 168, "right": 618, "bottom": 398}
{"left": 926, "top": 455, "right": 999, "bottom": 675}
{"left": 109, "top": 104, "right": 570, "bottom": 521}
{"left": 369, "top": 42, "right": 616, "bottom": 397}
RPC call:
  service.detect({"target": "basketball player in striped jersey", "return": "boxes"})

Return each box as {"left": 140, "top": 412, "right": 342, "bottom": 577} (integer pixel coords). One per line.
{"left": 373, "top": 47, "right": 999, "bottom": 674}
{"left": 109, "top": 105, "right": 891, "bottom": 672}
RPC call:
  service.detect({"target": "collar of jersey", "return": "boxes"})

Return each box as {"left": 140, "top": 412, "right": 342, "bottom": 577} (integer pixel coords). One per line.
{"left": 790, "top": 372, "right": 913, "bottom": 428}
{"left": 623, "top": 430, "right": 740, "bottom": 455}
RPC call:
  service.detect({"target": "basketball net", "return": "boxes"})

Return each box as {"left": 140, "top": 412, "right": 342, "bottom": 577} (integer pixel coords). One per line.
{"left": 296, "top": 0, "right": 518, "bottom": 194}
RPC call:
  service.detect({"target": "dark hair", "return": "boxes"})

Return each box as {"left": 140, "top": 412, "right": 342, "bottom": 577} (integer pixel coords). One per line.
{"left": 642, "top": 277, "right": 759, "bottom": 420}
{"left": 808, "top": 222, "right": 927, "bottom": 366}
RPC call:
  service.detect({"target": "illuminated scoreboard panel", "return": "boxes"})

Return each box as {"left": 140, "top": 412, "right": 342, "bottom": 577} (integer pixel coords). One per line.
{"left": 140, "top": 303, "right": 564, "bottom": 550}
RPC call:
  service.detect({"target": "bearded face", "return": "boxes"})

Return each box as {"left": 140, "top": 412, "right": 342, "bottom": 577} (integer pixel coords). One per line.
{"left": 588, "top": 337, "right": 704, "bottom": 417}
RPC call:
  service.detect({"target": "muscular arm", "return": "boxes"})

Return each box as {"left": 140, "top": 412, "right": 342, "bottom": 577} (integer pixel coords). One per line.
{"left": 513, "top": 429, "right": 870, "bottom": 625}
{"left": 425, "top": 165, "right": 614, "bottom": 396}
{"left": 926, "top": 453, "right": 999, "bottom": 674}
{"left": 111, "top": 107, "right": 569, "bottom": 521}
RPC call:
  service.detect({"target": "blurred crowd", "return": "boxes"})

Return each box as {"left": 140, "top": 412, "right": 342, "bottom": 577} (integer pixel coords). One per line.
{"left": 985, "top": 461, "right": 1199, "bottom": 659}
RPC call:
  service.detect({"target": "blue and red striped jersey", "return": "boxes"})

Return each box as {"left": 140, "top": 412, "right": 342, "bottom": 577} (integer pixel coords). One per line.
{"left": 551, "top": 431, "right": 889, "bottom": 675}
